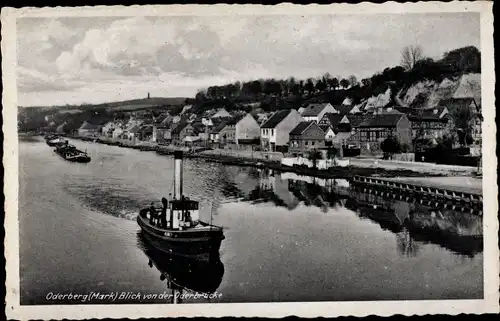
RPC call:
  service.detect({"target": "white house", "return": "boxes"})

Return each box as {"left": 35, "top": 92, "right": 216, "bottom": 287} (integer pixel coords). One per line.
{"left": 78, "top": 121, "right": 101, "bottom": 137}
{"left": 202, "top": 117, "right": 214, "bottom": 126}
{"left": 211, "top": 108, "right": 231, "bottom": 119}
{"left": 112, "top": 127, "right": 124, "bottom": 139}
{"left": 301, "top": 103, "right": 339, "bottom": 123}
{"left": 234, "top": 113, "right": 261, "bottom": 143}
{"left": 319, "top": 125, "right": 336, "bottom": 141}
{"left": 260, "top": 109, "right": 304, "bottom": 152}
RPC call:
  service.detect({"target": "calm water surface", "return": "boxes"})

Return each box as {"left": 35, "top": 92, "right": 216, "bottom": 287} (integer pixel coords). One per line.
{"left": 19, "top": 137, "right": 483, "bottom": 304}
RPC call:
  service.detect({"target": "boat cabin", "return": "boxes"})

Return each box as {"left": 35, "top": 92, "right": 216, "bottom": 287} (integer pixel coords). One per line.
{"left": 144, "top": 198, "right": 201, "bottom": 230}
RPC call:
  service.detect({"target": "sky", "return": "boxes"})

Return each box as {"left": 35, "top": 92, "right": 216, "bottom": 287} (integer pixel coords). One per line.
{"left": 16, "top": 13, "right": 480, "bottom": 106}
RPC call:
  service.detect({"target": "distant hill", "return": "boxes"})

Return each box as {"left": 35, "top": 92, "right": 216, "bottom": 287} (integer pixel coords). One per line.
{"left": 19, "top": 97, "right": 188, "bottom": 112}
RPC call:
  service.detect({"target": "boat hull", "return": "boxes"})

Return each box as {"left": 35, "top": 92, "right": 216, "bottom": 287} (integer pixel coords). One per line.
{"left": 137, "top": 214, "right": 224, "bottom": 261}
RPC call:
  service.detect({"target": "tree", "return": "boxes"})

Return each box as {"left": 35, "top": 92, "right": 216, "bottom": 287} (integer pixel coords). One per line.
{"left": 348, "top": 75, "right": 358, "bottom": 87}
{"left": 380, "top": 135, "right": 402, "bottom": 159}
{"left": 328, "top": 77, "right": 339, "bottom": 90}
{"left": 305, "top": 78, "right": 315, "bottom": 96}
{"left": 441, "top": 46, "right": 481, "bottom": 73}
{"left": 326, "top": 147, "right": 338, "bottom": 167}
{"left": 307, "top": 149, "right": 323, "bottom": 169}
{"left": 340, "top": 78, "right": 350, "bottom": 89}
{"left": 401, "top": 45, "right": 423, "bottom": 70}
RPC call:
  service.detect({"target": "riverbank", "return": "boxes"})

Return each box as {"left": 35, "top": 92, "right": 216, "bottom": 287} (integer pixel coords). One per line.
{"left": 59, "top": 135, "right": 485, "bottom": 192}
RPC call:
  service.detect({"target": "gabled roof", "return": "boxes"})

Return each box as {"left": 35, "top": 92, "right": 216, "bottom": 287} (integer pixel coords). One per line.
{"left": 172, "top": 121, "right": 190, "bottom": 135}
{"left": 261, "top": 110, "right": 292, "bottom": 129}
{"left": 319, "top": 125, "right": 332, "bottom": 133}
{"left": 128, "top": 125, "right": 142, "bottom": 133}
{"left": 337, "top": 105, "right": 353, "bottom": 115}
{"left": 321, "top": 113, "right": 344, "bottom": 126}
{"left": 226, "top": 114, "right": 245, "bottom": 125}
{"left": 358, "top": 114, "right": 405, "bottom": 128}
{"left": 79, "top": 121, "right": 101, "bottom": 130}
{"left": 210, "top": 122, "right": 227, "bottom": 134}
{"left": 438, "top": 97, "right": 480, "bottom": 113}
{"left": 289, "top": 121, "right": 315, "bottom": 136}
{"left": 302, "top": 103, "right": 332, "bottom": 117}
{"left": 407, "top": 107, "right": 450, "bottom": 122}
{"left": 345, "top": 115, "right": 367, "bottom": 127}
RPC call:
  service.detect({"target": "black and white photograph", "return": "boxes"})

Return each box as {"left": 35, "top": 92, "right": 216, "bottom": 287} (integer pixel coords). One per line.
{"left": 2, "top": 2, "right": 498, "bottom": 319}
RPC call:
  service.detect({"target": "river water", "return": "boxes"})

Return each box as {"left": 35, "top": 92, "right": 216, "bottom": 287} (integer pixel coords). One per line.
{"left": 19, "top": 136, "right": 483, "bottom": 305}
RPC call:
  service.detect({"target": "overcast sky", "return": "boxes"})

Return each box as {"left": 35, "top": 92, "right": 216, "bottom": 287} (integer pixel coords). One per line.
{"left": 17, "top": 13, "right": 480, "bottom": 106}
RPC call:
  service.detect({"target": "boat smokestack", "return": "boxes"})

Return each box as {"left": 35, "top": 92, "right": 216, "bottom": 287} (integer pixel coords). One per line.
{"left": 174, "top": 151, "right": 183, "bottom": 199}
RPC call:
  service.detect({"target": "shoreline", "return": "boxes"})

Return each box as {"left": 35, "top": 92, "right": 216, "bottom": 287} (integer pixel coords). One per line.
{"left": 42, "top": 134, "right": 482, "bottom": 195}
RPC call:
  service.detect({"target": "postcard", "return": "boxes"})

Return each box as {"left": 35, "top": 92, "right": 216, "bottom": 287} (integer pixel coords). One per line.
{"left": 2, "top": 2, "right": 498, "bottom": 319}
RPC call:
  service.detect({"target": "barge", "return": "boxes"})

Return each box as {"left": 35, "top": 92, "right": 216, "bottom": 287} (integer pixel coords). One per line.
{"left": 54, "top": 142, "right": 91, "bottom": 163}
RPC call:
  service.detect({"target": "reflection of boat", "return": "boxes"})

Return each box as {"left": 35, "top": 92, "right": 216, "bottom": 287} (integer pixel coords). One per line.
{"left": 137, "top": 151, "right": 225, "bottom": 261}
{"left": 54, "top": 142, "right": 91, "bottom": 163}
{"left": 137, "top": 232, "right": 224, "bottom": 303}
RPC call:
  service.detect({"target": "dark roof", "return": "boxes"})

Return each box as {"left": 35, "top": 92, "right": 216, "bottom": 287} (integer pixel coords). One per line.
{"left": 345, "top": 115, "right": 367, "bottom": 127}
{"left": 437, "top": 97, "right": 480, "bottom": 113}
{"left": 302, "top": 103, "right": 331, "bottom": 117}
{"left": 261, "top": 110, "right": 292, "bottom": 129}
{"left": 191, "top": 122, "right": 205, "bottom": 132}
{"left": 337, "top": 105, "right": 353, "bottom": 115}
{"left": 319, "top": 125, "right": 332, "bottom": 133}
{"left": 79, "top": 121, "right": 101, "bottom": 130}
{"left": 321, "top": 113, "right": 344, "bottom": 126}
{"left": 289, "top": 121, "right": 314, "bottom": 136}
{"left": 128, "top": 125, "right": 142, "bottom": 133}
{"left": 358, "top": 114, "right": 405, "bottom": 128}
{"left": 226, "top": 114, "right": 245, "bottom": 125}
{"left": 171, "top": 121, "right": 190, "bottom": 134}
{"left": 210, "top": 122, "right": 227, "bottom": 134}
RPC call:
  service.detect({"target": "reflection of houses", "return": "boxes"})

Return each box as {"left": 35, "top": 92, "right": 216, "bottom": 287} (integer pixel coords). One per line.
{"left": 260, "top": 109, "right": 303, "bottom": 152}
{"left": 346, "top": 113, "right": 412, "bottom": 153}
{"left": 246, "top": 169, "right": 300, "bottom": 210}
{"left": 301, "top": 103, "right": 338, "bottom": 123}
{"left": 347, "top": 186, "right": 483, "bottom": 257}
{"left": 289, "top": 121, "right": 326, "bottom": 156}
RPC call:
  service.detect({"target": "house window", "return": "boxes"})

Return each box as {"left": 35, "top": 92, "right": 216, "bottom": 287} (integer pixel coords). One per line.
{"left": 271, "top": 129, "right": 274, "bottom": 136}
{"left": 305, "top": 141, "right": 308, "bottom": 146}
{"left": 311, "top": 141, "right": 315, "bottom": 146}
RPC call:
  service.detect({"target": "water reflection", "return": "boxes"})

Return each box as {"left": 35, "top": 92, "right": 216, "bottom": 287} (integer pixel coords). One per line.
{"left": 233, "top": 168, "right": 483, "bottom": 258}
{"left": 137, "top": 232, "right": 224, "bottom": 304}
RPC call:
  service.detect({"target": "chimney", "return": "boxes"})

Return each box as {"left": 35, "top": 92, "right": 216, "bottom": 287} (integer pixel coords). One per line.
{"left": 173, "top": 151, "right": 183, "bottom": 199}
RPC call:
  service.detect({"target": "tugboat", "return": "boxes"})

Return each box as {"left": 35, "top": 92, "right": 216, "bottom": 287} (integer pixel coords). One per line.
{"left": 137, "top": 151, "right": 225, "bottom": 261}
{"left": 54, "top": 141, "right": 91, "bottom": 163}
{"left": 137, "top": 232, "right": 224, "bottom": 303}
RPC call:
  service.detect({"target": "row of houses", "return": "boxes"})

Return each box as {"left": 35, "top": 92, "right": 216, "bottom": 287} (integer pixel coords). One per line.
{"left": 70, "top": 94, "right": 481, "bottom": 156}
